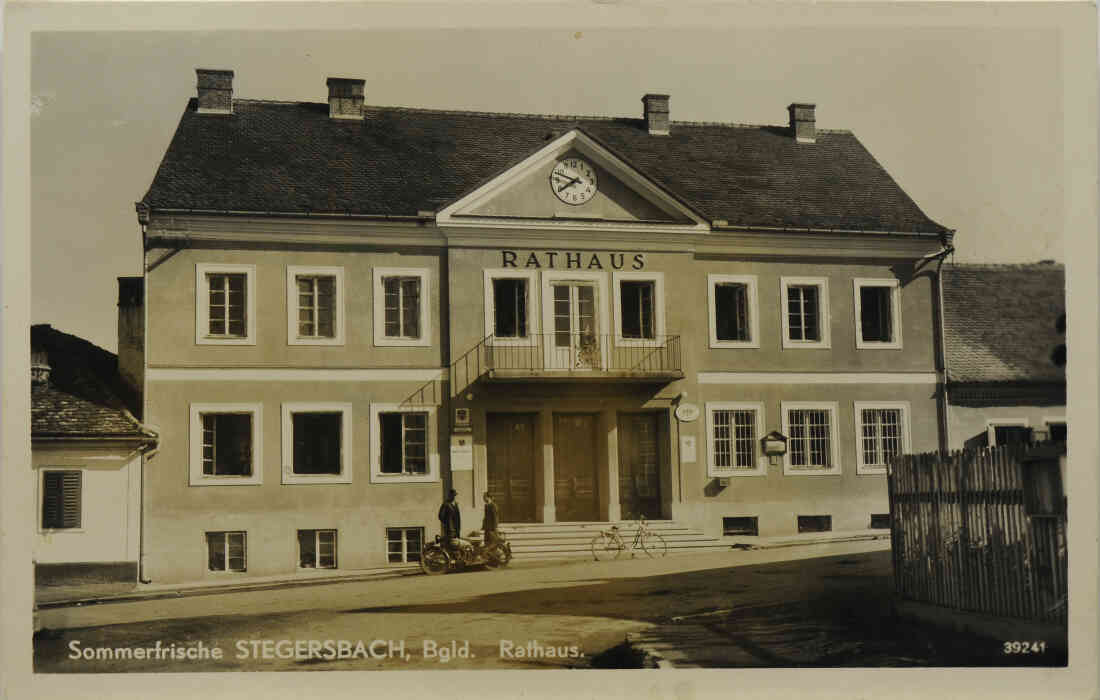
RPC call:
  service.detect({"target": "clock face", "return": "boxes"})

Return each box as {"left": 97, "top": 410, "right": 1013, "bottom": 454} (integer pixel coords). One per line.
{"left": 550, "top": 157, "right": 598, "bottom": 206}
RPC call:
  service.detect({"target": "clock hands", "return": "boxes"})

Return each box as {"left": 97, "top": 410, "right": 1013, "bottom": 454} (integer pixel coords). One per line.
{"left": 554, "top": 174, "right": 581, "bottom": 192}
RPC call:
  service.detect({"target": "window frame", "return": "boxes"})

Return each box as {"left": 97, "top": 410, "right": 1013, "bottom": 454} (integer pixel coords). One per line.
{"left": 781, "top": 401, "right": 841, "bottom": 475}
{"left": 281, "top": 402, "right": 353, "bottom": 484}
{"left": 38, "top": 468, "right": 84, "bottom": 533}
{"left": 205, "top": 530, "right": 247, "bottom": 573}
{"left": 986, "top": 418, "right": 1031, "bottom": 447}
{"left": 1043, "top": 416, "right": 1067, "bottom": 442}
{"left": 195, "top": 263, "right": 257, "bottom": 345}
{"left": 297, "top": 528, "right": 338, "bottom": 569}
{"left": 373, "top": 267, "right": 431, "bottom": 347}
{"left": 612, "top": 271, "right": 665, "bottom": 347}
{"left": 286, "top": 265, "right": 346, "bottom": 346}
{"left": 369, "top": 403, "right": 439, "bottom": 484}
{"left": 853, "top": 278, "right": 902, "bottom": 350}
{"left": 189, "top": 403, "right": 263, "bottom": 486}
{"left": 705, "top": 401, "right": 766, "bottom": 477}
{"left": 386, "top": 526, "right": 425, "bottom": 564}
{"left": 483, "top": 268, "right": 539, "bottom": 347}
{"left": 780, "top": 277, "right": 831, "bottom": 349}
{"left": 707, "top": 274, "right": 760, "bottom": 349}
{"left": 854, "top": 401, "right": 912, "bottom": 475}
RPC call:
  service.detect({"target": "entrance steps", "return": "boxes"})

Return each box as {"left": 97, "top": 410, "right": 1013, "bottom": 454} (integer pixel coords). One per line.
{"left": 499, "top": 520, "right": 731, "bottom": 561}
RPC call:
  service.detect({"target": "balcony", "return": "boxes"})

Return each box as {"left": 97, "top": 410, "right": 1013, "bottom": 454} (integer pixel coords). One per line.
{"left": 450, "top": 333, "right": 683, "bottom": 394}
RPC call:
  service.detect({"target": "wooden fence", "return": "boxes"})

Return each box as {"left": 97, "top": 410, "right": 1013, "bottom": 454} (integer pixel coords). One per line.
{"left": 887, "top": 445, "right": 1067, "bottom": 624}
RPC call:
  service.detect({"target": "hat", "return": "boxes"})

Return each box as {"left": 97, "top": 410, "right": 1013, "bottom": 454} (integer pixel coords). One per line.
{"left": 448, "top": 489, "right": 458, "bottom": 498}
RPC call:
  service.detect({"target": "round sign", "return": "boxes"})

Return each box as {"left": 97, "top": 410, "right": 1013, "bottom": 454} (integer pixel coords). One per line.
{"left": 674, "top": 403, "right": 700, "bottom": 422}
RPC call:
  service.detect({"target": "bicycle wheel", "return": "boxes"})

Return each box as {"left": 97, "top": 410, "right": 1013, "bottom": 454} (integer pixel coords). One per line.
{"left": 640, "top": 531, "right": 668, "bottom": 558}
{"left": 591, "top": 532, "right": 624, "bottom": 561}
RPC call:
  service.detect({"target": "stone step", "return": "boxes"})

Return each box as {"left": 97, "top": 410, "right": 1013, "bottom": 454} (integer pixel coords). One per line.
{"left": 496, "top": 519, "right": 729, "bottom": 559}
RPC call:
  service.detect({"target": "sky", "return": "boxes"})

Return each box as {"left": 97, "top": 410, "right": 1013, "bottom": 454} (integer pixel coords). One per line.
{"left": 30, "top": 25, "right": 1066, "bottom": 353}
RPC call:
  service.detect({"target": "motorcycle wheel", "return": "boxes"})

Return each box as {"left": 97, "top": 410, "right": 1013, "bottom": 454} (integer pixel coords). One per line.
{"left": 420, "top": 547, "right": 450, "bottom": 576}
{"left": 484, "top": 544, "right": 511, "bottom": 569}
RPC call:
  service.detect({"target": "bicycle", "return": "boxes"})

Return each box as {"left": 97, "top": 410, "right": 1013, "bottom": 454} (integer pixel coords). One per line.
{"left": 590, "top": 515, "right": 668, "bottom": 560}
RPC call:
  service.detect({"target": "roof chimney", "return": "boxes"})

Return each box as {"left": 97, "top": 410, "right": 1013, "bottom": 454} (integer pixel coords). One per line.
{"left": 788, "top": 103, "right": 816, "bottom": 144}
{"left": 642, "top": 94, "right": 670, "bottom": 136}
{"left": 327, "top": 78, "right": 365, "bottom": 120}
{"left": 31, "top": 350, "right": 51, "bottom": 386}
{"left": 196, "top": 69, "right": 234, "bottom": 114}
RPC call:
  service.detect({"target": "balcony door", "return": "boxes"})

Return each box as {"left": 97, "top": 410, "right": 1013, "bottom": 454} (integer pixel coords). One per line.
{"left": 549, "top": 281, "right": 601, "bottom": 370}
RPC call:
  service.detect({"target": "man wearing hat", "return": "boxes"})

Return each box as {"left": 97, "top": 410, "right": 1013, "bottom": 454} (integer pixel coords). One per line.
{"left": 438, "top": 488, "right": 462, "bottom": 551}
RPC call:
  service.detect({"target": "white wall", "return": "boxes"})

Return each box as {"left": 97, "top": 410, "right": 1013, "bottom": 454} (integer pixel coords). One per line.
{"left": 32, "top": 443, "right": 142, "bottom": 564}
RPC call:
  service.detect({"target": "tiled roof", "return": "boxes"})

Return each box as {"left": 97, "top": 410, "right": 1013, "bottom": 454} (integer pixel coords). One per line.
{"left": 141, "top": 100, "right": 950, "bottom": 235}
{"left": 941, "top": 263, "right": 1066, "bottom": 384}
{"left": 30, "top": 325, "right": 150, "bottom": 439}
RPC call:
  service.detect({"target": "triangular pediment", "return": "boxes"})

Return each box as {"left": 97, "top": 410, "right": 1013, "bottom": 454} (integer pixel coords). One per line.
{"left": 437, "top": 130, "right": 707, "bottom": 230}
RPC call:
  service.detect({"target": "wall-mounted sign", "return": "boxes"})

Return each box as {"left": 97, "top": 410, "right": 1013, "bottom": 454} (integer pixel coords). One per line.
{"left": 501, "top": 250, "right": 646, "bottom": 270}
{"left": 674, "top": 403, "right": 700, "bottom": 423}
{"left": 450, "top": 434, "right": 473, "bottom": 471}
{"left": 680, "top": 435, "right": 697, "bottom": 463}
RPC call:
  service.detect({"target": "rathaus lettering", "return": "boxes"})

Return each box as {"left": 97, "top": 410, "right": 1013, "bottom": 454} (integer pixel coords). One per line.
{"left": 501, "top": 251, "right": 646, "bottom": 270}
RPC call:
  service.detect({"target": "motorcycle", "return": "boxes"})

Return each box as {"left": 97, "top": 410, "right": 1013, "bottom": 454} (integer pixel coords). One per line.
{"left": 420, "top": 529, "right": 512, "bottom": 575}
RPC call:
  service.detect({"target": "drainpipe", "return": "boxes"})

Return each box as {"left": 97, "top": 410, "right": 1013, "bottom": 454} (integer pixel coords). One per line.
{"left": 926, "top": 242, "right": 955, "bottom": 453}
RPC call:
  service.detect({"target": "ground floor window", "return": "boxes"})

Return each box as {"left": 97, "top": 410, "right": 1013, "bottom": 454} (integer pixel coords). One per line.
{"left": 207, "top": 531, "right": 246, "bottom": 572}
{"left": 987, "top": 421, "right": 1032, "bottom": 446}
{"left": 298, "top": 529, "right": 337, "bottom": 569}
{"left": 202, "top": 412, "right": 254, "bottom": 476}
{"left": 386, "top": 527, "right": 424, "bottom": 563}
{"left": 707, "top": 403, "right": 765, "bottom": 476}
{"left": 1046, "top": 420, "right": 1067, "bottom": 443}
{"left": 292, "top": 412, "right": 343, "bottom": 475}
{"left": 41, "top": 470, "right": 81, "bottom": 530}
{"left": 797, "top": 515, "right": 832, "bottom": 533}
{"left": 380, "top": 412, "right": 428, "bottom": 475}
{"left": 783, "top": 402, "right": 838, "bottom": 474}
{"left": 723, "top": 516, "right": 758, "bottom": 536}
{"left": 856, "top": 402, "right": 909, "bottom": 474}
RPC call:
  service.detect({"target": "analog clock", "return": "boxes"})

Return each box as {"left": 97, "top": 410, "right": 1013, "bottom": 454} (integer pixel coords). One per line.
{"left": 550, "top": 157, "right": 598, "bottom": 205}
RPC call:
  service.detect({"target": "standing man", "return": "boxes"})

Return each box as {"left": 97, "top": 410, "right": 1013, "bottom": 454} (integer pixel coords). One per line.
{"left": 482, "top": 492, "right": 501, "bottom": 546}
{"left": 438, "top": 488, "right": 461, "bottom": 550}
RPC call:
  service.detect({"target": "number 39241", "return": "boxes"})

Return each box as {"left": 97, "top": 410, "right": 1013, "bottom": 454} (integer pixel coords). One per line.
{"left": 1003, "top": 641, "right": 1047, "bottom": 654}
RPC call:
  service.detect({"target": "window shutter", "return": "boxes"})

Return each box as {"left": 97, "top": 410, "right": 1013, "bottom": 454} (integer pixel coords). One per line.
{"left": 42, "top": 470, "right": 81, "bottom": 529}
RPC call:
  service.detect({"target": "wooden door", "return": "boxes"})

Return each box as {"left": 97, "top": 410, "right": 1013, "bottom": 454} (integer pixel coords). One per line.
{"left": 553, "top": 413, "right": 600, "bottom": 521}
{"left": 618, "top": 412, "right": 663, "bottom": 520}
{"left": 486, "top": 413, "right": 536, "bottom": 522}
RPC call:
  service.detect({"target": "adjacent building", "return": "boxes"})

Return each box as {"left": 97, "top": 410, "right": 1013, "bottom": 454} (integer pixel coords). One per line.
{"left": 130, "top": 69, "right": 953, "bottom": 582}
{"left": 31, "top": 323, "right": 156, "bottom": 585}
{"left": 940, "top": 262, "right": 1067, "bottom": 450}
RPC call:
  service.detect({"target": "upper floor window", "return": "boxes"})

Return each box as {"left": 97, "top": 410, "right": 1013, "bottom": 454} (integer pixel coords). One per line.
{"left": 613, "top": 271, "right": 664, "bottom": 346}
{"left": 196, "top": 263, "right": 256, "bottom": 345}
{"left": 782, "top": 401, "right": 840, "bottom": 475}
{"left": 287, "top": 266, "right": 345, "bottom": 346}
{"left": 374, "top": 268, "right": 431, "bottom": 347}
{"left": 282, "top": 403, "right": 353, "bottom": 484}
{"left": 484, "top": 269, "right": 538, "bottom": 345}
{"left": 854, "top": 279, "right": 902, "bottom": 349}
{"left": 41, "top": 470, "right": 82, "bottom": 530}
{"left": 189, "top": 403, "right": 263, "bottom": 486}
{"left": 708, "top": 274, "right": 759, "bottom": 348}
{"left": 781, "top": 277, "right": 830, "bottom": 349}
{"left": 855, "top": 402, "right": 910, "bottom": 474}
{"left": 370, "top": 403, "right": 439, "bottom": 483}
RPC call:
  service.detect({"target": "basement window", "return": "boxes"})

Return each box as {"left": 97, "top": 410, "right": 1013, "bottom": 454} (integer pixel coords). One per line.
{"left": 207, "top": 531, "right": 247, "bottom": 572}
{"left": 387, "top": 527, "right": 424, "bottom": 563}
{"left": 722, "top": 516, "right": 758, "bottom": 537}
{"left": 797, "top": 515, "right": 832, "bottom": 533}
{"left": 870, "top": 514, "right": 891, "bottom": 529}
{"left": 298, "top": 529, "right": 337, "bottom": 569}
{"left": 41, "top": 470, "right": 82, "bottom": 530}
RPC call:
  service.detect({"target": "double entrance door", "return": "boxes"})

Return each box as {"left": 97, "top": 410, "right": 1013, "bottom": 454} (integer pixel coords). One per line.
{"left": 486, "top": 410, "right": 665, "bottom": 524}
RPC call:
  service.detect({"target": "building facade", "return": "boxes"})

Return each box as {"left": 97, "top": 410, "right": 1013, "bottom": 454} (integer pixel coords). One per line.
{"left": 31, "top": 323, "right": 156, "bottom": 585}
{"left": 132, "top": 70, "right": 952, "bottom": 582}
{"left": 940, "top": 263, "right": 1067, "bottom": 450}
